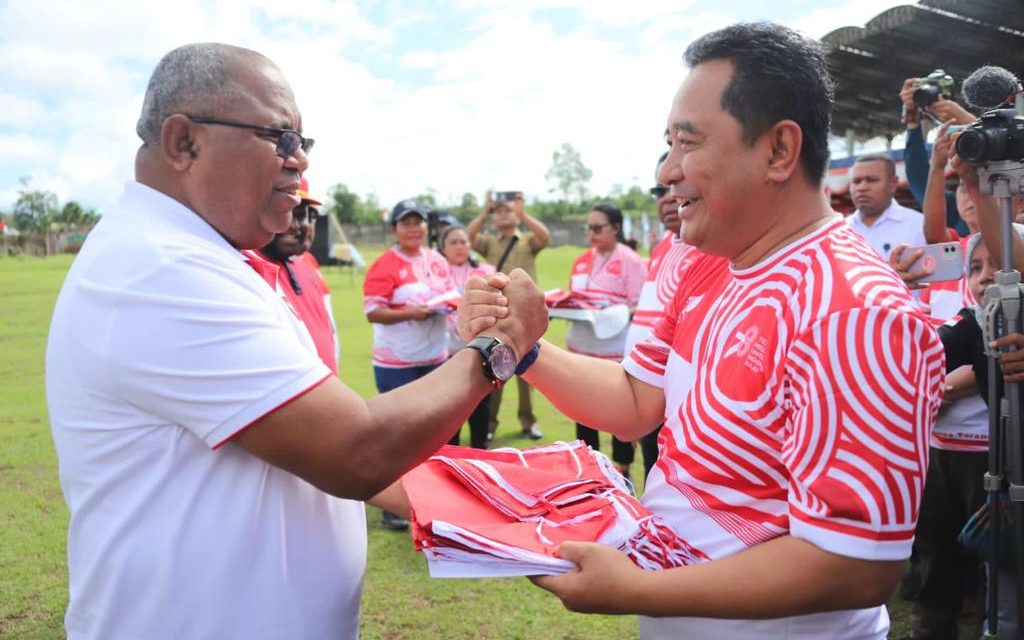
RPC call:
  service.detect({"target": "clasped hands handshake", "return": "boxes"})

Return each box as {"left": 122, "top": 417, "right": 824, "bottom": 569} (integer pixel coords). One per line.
{"left": 457, "top": 268, "right": 549, "bottom": 359}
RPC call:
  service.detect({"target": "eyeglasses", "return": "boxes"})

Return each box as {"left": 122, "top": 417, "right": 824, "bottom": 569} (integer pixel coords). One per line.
{"left": 292, "top": 203, "right": 319, "bottom": 223}
{"left": 586, "top": 223, "right": 610, "bottom": 234}
{"left": 650, "top": 186, "right": 669, "bottom": 199}
{"left": 186, "top": 116, "right": 315, "bottom": 159}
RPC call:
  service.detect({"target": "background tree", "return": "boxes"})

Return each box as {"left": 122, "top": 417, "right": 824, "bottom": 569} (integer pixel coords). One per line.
{"left": 544, "top": 143, "right": 592, "bottom": 203}
{"left": 325, "top": 183, "right": 369, "bottom": 225}
{"left": 450, "top": 192, "right": 479, "bottom": 223}
{"left": 12, "top": 178, "right": 58, "bottom": 233}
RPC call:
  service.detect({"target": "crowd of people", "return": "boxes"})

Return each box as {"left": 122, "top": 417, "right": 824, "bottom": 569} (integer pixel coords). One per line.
{"left": 42, "top": 19, "right": 1024, "bottom": 640}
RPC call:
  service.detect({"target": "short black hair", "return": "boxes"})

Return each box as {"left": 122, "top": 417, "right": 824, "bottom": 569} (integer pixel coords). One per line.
{"left": 592, "top": 203, "right": 626, "bottom": 243}
{"left": 853, "top": 153, "right": 896, "bottom": 177}
{"left": 684, "top": 22, "right": 834, "bottom": 186}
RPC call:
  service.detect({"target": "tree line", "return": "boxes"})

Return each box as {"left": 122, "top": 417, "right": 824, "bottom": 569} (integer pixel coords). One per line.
{"left": 2, "top": 178, "right": 100, "bottom": 234}
{"left": 1, "top": 143, "right": 659, "bottom": 233}
{"left": 325, "top": 143, "right": 660, "bottom": 226}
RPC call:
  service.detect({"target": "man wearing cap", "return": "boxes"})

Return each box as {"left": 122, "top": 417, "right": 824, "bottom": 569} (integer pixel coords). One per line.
{"left": 467, "top": 192, "right": 550, "bottom": 441}
{"left": 45, "top": 43, "right": 547, "bottom": 640}
{"left": 257, "top": 177, "right": 339, "bottom": 374}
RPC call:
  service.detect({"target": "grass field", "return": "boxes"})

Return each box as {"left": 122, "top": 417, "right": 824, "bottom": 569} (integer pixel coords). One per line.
{"left": 0, "top": 247, "right": 971, "bottom": 639}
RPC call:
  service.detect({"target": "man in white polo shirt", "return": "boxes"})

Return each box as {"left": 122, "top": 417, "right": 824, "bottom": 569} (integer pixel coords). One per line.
{"left": 45, "top": 43, "right": 546, "bottom": 640}
{"left": 845, "top": 153, "right": 926, "bottom": 262}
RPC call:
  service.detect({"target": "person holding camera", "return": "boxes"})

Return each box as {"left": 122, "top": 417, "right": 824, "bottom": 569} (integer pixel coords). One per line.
{"left": 899, "top": 75, "right": 977, "bottom": 238}
{"left": 364, "top": 198, "right": 458, "bottom": 530}
{"left": 467, "top": 191, "right": 551, "bottom": 441}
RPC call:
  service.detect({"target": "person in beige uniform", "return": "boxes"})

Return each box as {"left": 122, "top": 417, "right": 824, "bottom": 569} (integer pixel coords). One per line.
{"left": 467, "top": 191, "right": 550, "bottom": 441}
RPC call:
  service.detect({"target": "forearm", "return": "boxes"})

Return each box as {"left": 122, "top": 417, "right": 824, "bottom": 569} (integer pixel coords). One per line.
{"left": 923, "top": 165, "right": 953, "bottom": 243}
{"left": 630, "top": 535, "right": 902, "bottom": 618}
{"left": 904, "top": 127, "right": 928, "bottom": 205}
{"left": 467, "top": 211, "right": 487, "bottom": 243}
{"left": 522, "top": 213, "right": 550, "bottom": 247}
{"left": 943, "top": 365, "right": 979, "bottom": 402}
{"left": 367, "top": 480, "right": 410, "bottom": 518}
{"left": 975, "top": 189, "right": 1024, "bottom": 270}
{"left": 367, "top": 307, "right": 419, "bottom": 325}
{"left": 523, "top": 340, "right": 663, "bottom": 440}
{"left": 236, "top": 350, "right": 492, "bottom": 501}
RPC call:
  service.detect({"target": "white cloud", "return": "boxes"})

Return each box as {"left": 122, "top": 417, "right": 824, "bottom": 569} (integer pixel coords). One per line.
{"left": 0, "top": 0, "right": 911, "bottom": 213}
{"left": 0, "top": 134, "right": 54, "bottom": 166}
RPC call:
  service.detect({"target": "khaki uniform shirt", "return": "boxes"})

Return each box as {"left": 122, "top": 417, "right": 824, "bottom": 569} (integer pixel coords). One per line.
{"left": 473, "top": 230, "right": 544, "bottom": 279}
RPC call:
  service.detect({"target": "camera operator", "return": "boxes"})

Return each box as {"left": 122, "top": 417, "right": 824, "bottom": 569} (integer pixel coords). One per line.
{"left": 467, "top": 191, "right": 551, "bottom": 441}
{"left": 899, "top": 76, "right": 976, "bottom": 237}
{"left": 886, "top": 120, "right": 990, "bottom": 640}
{"left": 948, "top": 114, "right": 1024, "bottom": 637}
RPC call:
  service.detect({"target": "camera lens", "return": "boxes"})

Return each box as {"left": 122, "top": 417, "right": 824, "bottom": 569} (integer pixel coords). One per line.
{"left": 912, "top": 85, "right": 941, "bottom": 108}
{"left": 956, "top": 128, "right": 1007, "bottom": 164}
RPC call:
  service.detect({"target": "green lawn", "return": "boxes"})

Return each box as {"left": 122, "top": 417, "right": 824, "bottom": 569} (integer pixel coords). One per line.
{"left": 0, "top": 248, "right": 968, "bottom": 639}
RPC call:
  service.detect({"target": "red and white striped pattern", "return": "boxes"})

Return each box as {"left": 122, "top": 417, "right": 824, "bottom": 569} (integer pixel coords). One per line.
{"left": 625, "top": 219, "right": 944, "bottom": 565}
{"left": 625, "top": 233, "right": 701, "bottom": 356}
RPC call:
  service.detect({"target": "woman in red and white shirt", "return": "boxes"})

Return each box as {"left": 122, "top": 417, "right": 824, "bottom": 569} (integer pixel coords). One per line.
{"left": 439, "top": 225, "right": 496, "bottom": 449}
{"left": 364, "top": 200, "right": 457, "bottom": 531}
{"left": 566, "top": 203, "right": 646, "bottom": 479}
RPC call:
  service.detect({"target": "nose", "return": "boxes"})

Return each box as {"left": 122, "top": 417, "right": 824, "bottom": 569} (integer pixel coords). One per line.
{"left": 657, "top": 151, "right": 681, "bottom": 187}
{"left": 284, "top": 147, "right": 310, "bottom": 173}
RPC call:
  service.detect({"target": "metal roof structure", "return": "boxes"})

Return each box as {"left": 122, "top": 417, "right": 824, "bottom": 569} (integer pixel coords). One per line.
{"left": 823, "top": 0, "right": 1024, "bottom": 140}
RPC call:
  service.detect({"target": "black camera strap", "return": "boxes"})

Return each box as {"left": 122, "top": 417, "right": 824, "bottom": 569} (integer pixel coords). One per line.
{"left": 495, "top": 234, "right": 519, "bottom": 273}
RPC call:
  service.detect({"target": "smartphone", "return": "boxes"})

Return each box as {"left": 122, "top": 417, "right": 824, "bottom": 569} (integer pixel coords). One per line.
{"left": 906, "top": 241, "right": 963, "bottom": 283}
{"left": 493, "top": 191, "right": 521, "bottom": 204}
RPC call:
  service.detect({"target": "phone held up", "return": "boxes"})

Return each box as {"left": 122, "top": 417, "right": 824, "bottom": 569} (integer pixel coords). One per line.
{"left": 493, "top": 191, "right": 522, "bottom": 205}
{"left": 907, "top": 241, "right": 963, "bottom": 283}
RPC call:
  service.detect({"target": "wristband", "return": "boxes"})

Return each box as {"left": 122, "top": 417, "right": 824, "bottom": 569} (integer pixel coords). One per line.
{"left": 515, "top": 342, "right": 541, "bottom": 376}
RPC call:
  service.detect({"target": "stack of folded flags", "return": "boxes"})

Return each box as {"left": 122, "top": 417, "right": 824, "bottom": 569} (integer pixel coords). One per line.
{"left": 544, "top": 288, "right": 612, "bottom": 310}
{"left": 401, "top": 440, "right": 704, "bottom": 578}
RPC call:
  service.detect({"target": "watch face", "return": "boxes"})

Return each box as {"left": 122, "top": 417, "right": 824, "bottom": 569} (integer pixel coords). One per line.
{"left": 489, "top": 343, "right": 517, "bottom": 382}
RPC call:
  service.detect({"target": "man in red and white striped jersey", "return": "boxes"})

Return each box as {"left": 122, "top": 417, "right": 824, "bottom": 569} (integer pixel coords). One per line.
{"left": 466, "top": 22, "right": 945, "bottom": 639}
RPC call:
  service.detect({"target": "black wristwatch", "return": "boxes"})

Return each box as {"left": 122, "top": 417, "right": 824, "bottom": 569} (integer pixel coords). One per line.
{"left": 465, "top": 336, "right": 517, "bottom": 388}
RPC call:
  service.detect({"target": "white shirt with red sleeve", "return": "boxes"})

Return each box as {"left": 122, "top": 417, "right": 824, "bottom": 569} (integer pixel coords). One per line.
{"left": 918, "top": 233, "right": 986, "bottom": 452}
{"left": 565, "top": 243, "right": 647, "bottom": 359}
{"left": 623, "top": 232, "right": 700, "bottom": 355}
{"left": 46, "top": 181, "right": 366, "bottom": 640}
{"left": 363, "top": 246, "right": 456, "bottom": 368}
{"left": 624, "top": 220, "right": 944, "bottom": 640}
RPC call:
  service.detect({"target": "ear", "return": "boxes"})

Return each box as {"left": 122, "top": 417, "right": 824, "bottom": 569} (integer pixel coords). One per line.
{"left": 763, "top": 119, "right": 803, "bottom": 185}
{"left": 160, "top": 114, "right": 199, "bottom": 171}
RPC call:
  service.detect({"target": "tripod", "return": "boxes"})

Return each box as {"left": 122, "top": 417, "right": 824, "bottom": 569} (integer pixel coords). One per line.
{"left": 979, "top": 160, "right": 1024, "bottom": 639}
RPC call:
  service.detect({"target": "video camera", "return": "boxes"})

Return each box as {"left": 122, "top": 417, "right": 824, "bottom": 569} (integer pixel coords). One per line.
{"left": 913, "top": 69, "right": 955, "bottom": 108}
{"left": 955, "top": 109, "right": 1024, "bottom": 164}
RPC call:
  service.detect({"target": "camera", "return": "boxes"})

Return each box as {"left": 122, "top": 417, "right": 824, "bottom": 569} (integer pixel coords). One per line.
{"left": 954, "top": 108, "right": 1024, "bottom": 164}
{"left": 913, "top": 69, "right": 955, "bottom": 108}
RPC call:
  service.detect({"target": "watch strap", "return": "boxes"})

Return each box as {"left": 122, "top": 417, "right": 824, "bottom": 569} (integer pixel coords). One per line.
{"left": 515, "top": 342, "right": 540, "bottom": 376}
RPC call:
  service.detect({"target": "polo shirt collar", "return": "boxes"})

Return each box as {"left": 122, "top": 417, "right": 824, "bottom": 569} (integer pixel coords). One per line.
{"left": 119, "top": 180, "right": 247, "bottom": 261}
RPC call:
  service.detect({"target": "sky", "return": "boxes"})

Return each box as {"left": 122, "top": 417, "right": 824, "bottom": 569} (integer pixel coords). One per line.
{"left": 0, "top": 0, "right": 912, "bottom": 215}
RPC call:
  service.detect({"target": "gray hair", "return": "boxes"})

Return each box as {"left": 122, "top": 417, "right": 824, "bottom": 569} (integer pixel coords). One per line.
{"left": 136, "top": 43, "right": 265, "bottom": 145}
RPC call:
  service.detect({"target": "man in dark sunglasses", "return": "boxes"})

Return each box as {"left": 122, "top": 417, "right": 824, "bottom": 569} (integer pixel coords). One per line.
{"left": 258, "top": 177, "right": 338, "bottom": 376}
{"left": 47, "top": 42, "right": 547, "bottom": 640}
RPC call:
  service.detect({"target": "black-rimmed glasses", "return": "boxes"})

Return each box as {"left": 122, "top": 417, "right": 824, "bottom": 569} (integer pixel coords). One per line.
{"left": 186, "top": 116, "right": 315, "bottom": 158}
{"left": 650, "top": 186, "right": 669, "bottom": 199}
{"left": 586, "top": 223, "right": 610, "bottom": 234}
{"left": 292, "top": 203, "right": 319, "bottom": 224}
